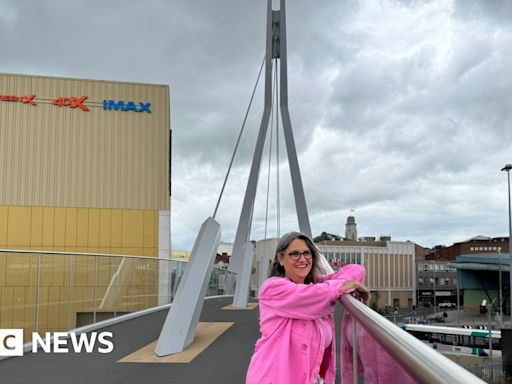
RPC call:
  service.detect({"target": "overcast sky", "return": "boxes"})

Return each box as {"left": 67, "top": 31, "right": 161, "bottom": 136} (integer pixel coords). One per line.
{"left": 1, "top": 0, "right": 511, "bottom": 251}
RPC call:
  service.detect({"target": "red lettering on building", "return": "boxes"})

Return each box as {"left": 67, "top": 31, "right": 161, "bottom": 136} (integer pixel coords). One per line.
{"left": 0, "top": 94, "right": 37, "bottom": 106}
{"left": 23, "top": 95, "right": 36, "bottom": 105}
{"left": 52, "top": 96, "right": 90, "bottom": 111}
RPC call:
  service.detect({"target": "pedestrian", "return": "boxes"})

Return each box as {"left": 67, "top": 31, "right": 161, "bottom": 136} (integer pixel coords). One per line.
{"left": 246, "top": 231, "right": 370, "bottom": 384}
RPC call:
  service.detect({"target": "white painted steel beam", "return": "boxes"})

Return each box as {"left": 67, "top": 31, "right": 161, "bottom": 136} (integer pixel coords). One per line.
{"left": 154, "top": 217, "right": 221, "bottom": 356}
{"left": 232, "top": 243, "right": 255, "bottom": 308}
{"left": 231, "top": 0, "right": 312, "bottom": 308}
{"left": 230, "top": 0, "right": 274, "bottom": 308}
{"left": 278, "top": 0, "right": 312, "bottom": 238}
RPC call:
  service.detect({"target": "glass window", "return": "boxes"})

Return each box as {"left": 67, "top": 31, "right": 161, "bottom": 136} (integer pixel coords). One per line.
{"left": 418, "top": 277, "right": 424, "bottom": 283}
{"left": 429, "top": 278, "right": 435, "bottom": 284}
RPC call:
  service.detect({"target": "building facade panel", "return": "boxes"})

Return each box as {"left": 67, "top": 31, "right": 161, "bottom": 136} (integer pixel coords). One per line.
{"left": 318, "top": 241, "right": 415, "bottom": 310}
{"left": 0, "top": 73, "right": 169, "bottom": 210}
{"left": 0, "top": 205, "right": 158, "bottom": 256}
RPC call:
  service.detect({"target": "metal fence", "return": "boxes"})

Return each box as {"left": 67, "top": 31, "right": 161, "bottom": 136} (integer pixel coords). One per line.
{"left": 463, "top": 359, "right": 504, "bottom": 383}
{"left": 0, "top": 249, "right": 235, "bottom": 341}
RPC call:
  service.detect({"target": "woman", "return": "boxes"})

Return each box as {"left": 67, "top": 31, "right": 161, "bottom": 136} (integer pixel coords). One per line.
{"left": 246, "top": 232, "right": 370, "bottom": 384}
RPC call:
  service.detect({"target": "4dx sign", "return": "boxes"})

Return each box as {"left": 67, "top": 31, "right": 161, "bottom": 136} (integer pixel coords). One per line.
{"left": 52, "top": 96, "right": 90, "bottom": 111}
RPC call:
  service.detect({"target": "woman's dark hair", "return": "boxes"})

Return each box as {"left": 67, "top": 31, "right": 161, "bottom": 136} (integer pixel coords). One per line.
{"left": 270, "top": 231, "right": 320, "bottom": 284}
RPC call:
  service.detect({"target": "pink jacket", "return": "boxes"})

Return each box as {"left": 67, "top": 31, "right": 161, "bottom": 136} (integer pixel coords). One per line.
{"left": 246, "top": 264, "right": 366, "bottom": 384}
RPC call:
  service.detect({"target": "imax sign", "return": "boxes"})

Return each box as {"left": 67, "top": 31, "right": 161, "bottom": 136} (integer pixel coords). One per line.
{"left": 102, "top": 99, "right": 151, "bottom": 113}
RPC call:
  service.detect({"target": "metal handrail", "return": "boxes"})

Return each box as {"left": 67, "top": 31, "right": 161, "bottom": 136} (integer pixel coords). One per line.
{"left": 340, "top": 295, "right": 486, "bottom": 384}
{"left": 0, "top": 248, "right": 233, "bottom": 274}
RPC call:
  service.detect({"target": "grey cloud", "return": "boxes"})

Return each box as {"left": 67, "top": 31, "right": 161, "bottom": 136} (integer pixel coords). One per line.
{"left": 454, "top": 0, "right": 512, "bottom": 26}
{"left": 1, "top": 0, "right": 510, "bottom": 250}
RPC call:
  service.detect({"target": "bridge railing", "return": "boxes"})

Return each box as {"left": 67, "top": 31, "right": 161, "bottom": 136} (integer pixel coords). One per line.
{"left": 340, "top": 294, "right": 486, "bottom": 384}
{"left": 0, "top": 249, "right": 236, "bottom": 341}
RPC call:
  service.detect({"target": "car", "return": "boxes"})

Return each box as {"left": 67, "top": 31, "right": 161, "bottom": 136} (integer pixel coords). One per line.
{"left": 438, "top": 302, "right": 456, "bottom": 309}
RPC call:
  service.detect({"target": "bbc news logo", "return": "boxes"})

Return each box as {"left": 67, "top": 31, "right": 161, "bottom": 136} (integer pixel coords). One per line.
{"left": 0, "top": 330, "right": 23, "bottom": 356}
{"left": 0, "top": 329, "right": 114, "bottom": 356}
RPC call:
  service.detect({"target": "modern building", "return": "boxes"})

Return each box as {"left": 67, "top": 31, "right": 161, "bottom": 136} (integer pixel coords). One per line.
{"left": 416, "top": 246, "right": 458, "bottom": 308}
{"left": 218, "top": 241, "right": 234, "bottom": 256}
{"left": 252, "top": 238, "right": 279, "bottom": 295}
{"left": 317, "top": 238, "right": 416, "bottom": 310}
{"left": 446, "top": 236, "right": 510, "bottom": 315}
{"left": 0, "top": 73, "right": 170, "bottom": 334}
{"left": 215, "top": 241, "right": 235, "bottom": 268}
{"left": 250, "top": 217, "right": 416, "bottom": 310}
{"left": 414, "top": 235, "right": 511, "bottom": 314}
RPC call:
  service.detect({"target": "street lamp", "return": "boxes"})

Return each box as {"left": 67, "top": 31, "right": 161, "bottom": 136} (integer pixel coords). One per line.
{"left": 498, "top": 247, "right": 503, "bottom": 325}
{"left": 501, "top": 163, "right": 512, "bottom": 324}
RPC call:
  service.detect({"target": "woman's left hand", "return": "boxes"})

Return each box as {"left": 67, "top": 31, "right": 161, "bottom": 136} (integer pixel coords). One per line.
{"left": 342, "top": 280, "right": 371, "bottom": 305}
{"left": 352, "top": 283, "right": 371, "bottom": 305}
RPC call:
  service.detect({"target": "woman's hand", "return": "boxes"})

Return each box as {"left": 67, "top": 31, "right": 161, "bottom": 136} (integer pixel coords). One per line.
{"left": 341, "top": 280, "right": 371, "bottom": 305}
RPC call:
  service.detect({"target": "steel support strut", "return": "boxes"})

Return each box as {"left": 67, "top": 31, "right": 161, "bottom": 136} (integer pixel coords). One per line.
{"left": 231, "top": 0, "right": 312, "bottom": 308}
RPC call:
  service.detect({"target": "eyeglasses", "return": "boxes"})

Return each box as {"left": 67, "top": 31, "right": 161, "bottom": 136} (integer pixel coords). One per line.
{"left": 287, "top": 250, "right": 313, "bottom": 261}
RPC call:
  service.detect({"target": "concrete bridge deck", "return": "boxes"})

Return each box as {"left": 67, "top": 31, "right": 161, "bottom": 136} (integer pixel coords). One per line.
{"left": 1, "top": 297, "right": 344, "bottom": 384}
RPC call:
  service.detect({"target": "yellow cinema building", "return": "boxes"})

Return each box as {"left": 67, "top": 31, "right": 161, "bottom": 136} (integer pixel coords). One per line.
{"left": 0, "top": 73, "right": 170, "bottom": 338}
